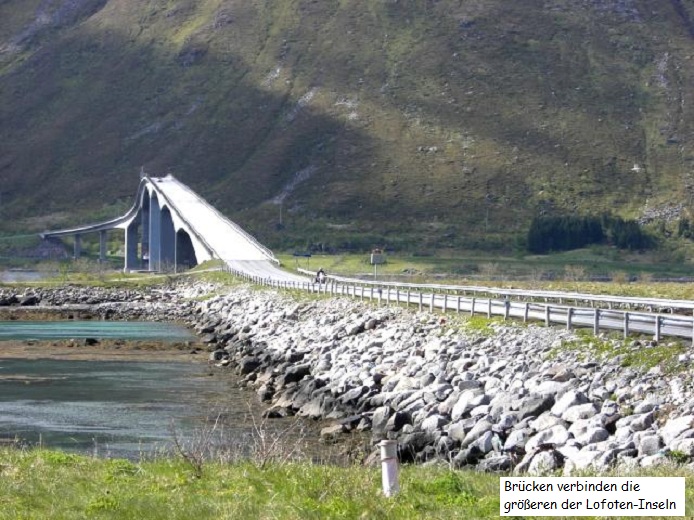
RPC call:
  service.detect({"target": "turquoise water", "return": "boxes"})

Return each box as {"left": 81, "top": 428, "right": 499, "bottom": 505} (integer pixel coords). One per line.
{"left": 0, "top": 321, "right": 195, "bottom": 341}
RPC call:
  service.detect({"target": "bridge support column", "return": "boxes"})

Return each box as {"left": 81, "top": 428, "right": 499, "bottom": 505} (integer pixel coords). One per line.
{"left": 149, "top": 193, "right": 161, "bottom": 271}
{"left": 160, "top": 207, "right": 175, "bottom": 271}
{"left": 141, "top": 197, "right": 150, "bottom": 269}
{"left": 125, "top": 221, "right": 139, "bottom": 271}
{"left": 73, "top": 234, "right": 82, "bottom": 259}
{"left": 99, "top": 230, "right": 107, "bottom": 262}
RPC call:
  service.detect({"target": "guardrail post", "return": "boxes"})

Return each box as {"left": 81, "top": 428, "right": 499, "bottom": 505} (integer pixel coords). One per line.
{"left": 655, "top": 316, "right": 662, "bottom": 342}
{"left": 406, "top": 290, "right": 410, "bottom": 308}
{"left": 378, "top": 288, "right": 382, "bottom": 306}
{"left": 504, "top": 301, "right": 510, "bottom": 321}
{"left": 443, "top": 294, "right": 448, "bottom": 313}
{"left": 567, "top": 308, "right": 573, "bottom": 330}
{"left": 545, "top": 306, "right": 550, "bottom": 326}
{"left": 419, "top": 292, "right": 423, "bottom": 311}
{"left": 396, "top": 289, "right": 400, "bottom": 307}
{"left": 594, "top": 309, "right": 600, "bottom": 335}
{"left": 523, "top": 303, "right": 529, "bottom": 322}
{"left": 470, "top": 297, "right": 475, "bottom": 316}
{"left": 487, "top": 299, "right": 492, "bottom": 318}
{"left": 623, "top": 312, "right": 630, "bottom": 338}
{"left": 430, "top": 294, "right": 435, "bottom": 312}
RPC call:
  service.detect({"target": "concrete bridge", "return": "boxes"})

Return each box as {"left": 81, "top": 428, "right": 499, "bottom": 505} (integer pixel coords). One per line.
{"left": 41, "top": 175, "right": 304, "bottom": 281}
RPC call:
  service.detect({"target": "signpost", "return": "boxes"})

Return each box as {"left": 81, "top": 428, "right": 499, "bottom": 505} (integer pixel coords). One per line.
{"left": 293, "top": 251, "right": 311, "bottom": 270}
{"left": 370, "top": 248, "right": 385, "bottom": 280}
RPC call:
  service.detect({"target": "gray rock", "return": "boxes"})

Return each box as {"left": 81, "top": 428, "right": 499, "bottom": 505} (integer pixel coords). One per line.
{"left": 504, "top": 429, "right": 531, "bottom": 452}
{"left": 661, "top": 416, "right": 694, "bottom": 445}
{"left": 551, "top": 390, "right": 589, "bottom": 417}
{"left": 461, "top": 417, "right": 494, "bottom": 449}
{"left": 470, "top": 430, "right": 495, "bottom": 454}
{"left": 530, "top": 412, "right": 567, "bottom": 433}
{"left": 385, "top": 411, "right": 411, "bottom": 432}
{"left": 320, "top": 424, "right": 347, "bottom": 441}
{"left": 371, "top": 406, "right": 392, "bottom": 436}
{"left": 562, "top": 403, "right": 599, "bottom": 423}
{"left": 670, "top": 438, "right": 694, "bottom": 456}
{"left": 517, "top": 395, "right": 555, "bottom": 420}
{"left": 576, "top": 427, "right": 610, "bottom": 446}
{"left": 526, "top": 425, "right": 571, "bottom": 451}
{"left": 638, "top": 435, "right": 663, "bottom": 456}
{"left": 420, "top": 414, "right": 447, "bottom": 433}
{"left": 630, "top": 412, "right": 655, "bottom": 432}
{"left": 527, "top": 449, "right": 564, "bottom": 475}
{"left": 477, "top": 455, "right": 512, "bottom": 472}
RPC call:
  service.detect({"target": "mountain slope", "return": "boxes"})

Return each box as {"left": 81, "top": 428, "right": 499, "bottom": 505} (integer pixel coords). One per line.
{"left": 2, "top": 0, "right": 694, "bottom": 251}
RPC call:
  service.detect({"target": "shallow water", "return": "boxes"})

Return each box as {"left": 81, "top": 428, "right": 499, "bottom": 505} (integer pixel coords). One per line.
{"left": 0, "top": 358, "right": 238, "bottom": 458}
{"left": 0, "top": 320, "right": 195, "bottom": 341}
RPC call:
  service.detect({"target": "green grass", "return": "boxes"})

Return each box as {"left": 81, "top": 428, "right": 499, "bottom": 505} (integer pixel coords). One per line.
{"left": 2, "top": 448, "right": 694, "bottom": 519}
{"left": 277, "top": 250, "right": 694, "bottom": 300}
{"left": 0, "top": 449, "right": 500, "bottom": 519}
{"left": 549, "top": 330, "right": 687, "bottom": 374}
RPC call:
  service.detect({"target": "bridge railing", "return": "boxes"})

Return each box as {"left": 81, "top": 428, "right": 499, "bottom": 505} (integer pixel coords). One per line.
{"left": 296, "top": 268, "right": 694, "bottom": 313}
{"left": 224, "top": 265, "right": 694, "bottom": 342}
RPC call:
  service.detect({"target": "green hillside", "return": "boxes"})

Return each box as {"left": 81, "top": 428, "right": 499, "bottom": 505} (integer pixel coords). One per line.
{"left": 2, "top": 0, "right": 694, "bottom": 253}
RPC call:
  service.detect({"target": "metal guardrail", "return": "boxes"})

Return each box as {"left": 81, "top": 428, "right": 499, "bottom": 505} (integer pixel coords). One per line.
{"left": 226, "top": 266, "right": 694, "bottom": 342}
{"left": 296, "top": 268, "right": 694, "bottom": 312}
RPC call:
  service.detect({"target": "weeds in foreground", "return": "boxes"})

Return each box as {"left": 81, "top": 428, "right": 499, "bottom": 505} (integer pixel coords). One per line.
{"left": 168, "top": 403, "right": 310, "bottom": 479}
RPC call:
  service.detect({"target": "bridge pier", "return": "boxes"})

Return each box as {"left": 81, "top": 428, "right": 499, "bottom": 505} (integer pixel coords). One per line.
{"left": 125, "top": 221, "right": 139, "bottom": 271}
{"left": 149, "top": 193, "right": 161, "bottom": 271}
{"left": 160, "top": 207, "right": 175, "bottom": 270}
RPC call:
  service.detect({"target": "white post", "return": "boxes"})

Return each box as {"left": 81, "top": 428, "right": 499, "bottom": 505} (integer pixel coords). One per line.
{"left": 380, "top": 440, "right": 399, "bottom": 497}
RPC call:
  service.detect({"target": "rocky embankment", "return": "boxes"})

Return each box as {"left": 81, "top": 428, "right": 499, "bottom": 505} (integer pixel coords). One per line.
{"left": 3, "top": 282, "right": 694, "bottom": 474}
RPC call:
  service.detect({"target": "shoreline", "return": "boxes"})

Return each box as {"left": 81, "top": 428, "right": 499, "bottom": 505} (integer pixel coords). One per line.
{"left": 0, "top": 338, "right": 207, "bottom": 362}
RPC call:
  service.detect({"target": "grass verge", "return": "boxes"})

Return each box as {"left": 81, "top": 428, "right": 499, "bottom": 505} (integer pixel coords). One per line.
{"left": 2, "top": 448, "right": 694, "bottom": 519}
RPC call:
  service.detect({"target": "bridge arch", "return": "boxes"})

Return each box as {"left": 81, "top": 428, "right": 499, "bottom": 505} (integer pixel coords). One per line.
{"left": 40, "top": 174, "right": 285, "bottom": 275}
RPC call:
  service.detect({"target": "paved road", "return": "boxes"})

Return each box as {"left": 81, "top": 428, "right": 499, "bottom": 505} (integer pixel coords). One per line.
{"left": 152, "top": 177, "right": 307, "bottom": 282}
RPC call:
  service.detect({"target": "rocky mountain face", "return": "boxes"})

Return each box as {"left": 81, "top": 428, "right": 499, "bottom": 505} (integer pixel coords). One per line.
{"left": 2, "top": 0, "right": 694, "bottom": 250}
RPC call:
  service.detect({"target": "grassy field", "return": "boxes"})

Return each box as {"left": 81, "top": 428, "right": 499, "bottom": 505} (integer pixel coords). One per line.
{"left": 277, "top": 249, "right": 694, "bottom": 300}
{"left": 1, "top": 448, "right": 694, "bottom": 519}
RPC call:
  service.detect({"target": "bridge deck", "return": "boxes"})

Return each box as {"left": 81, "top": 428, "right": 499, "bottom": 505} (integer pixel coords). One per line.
{"left": 42, "top": 175, "right": 307, "bottom": 282}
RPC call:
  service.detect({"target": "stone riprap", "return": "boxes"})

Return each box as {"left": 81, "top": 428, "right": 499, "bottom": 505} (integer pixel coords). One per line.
{"left": 2, "top": 282, "right": 693, "bottom": 474}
